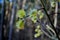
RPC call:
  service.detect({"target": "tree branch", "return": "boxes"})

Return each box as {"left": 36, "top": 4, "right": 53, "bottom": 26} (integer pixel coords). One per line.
{"left": 40, "top": 0, "right": 59, "bottom": 40}
{"left": 54, "top": 1, "right": 58, "bottom": 28}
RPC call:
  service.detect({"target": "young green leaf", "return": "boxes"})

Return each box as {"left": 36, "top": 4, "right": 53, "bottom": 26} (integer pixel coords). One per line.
{"left": 16, "top": 20, "right": 24, "bottom": 30}
{"left": 38, "top": 10, "right": 44, "bottom": 19}
{"left": 51, "top": 2, "right": 56, "bottom": 7}
{"left": 17, "top": 9, "right": 26, "bottom": 18}
{"left": 34, "top": 25, "right": 43, "bottom": 38}
{"left": 29, "top": 9, "right": 37, "bottom": 23}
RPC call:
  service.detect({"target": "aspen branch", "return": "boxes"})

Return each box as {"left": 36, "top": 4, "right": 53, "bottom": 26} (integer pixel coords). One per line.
{"left": 54, "top": 1, "right": 58, "bottom": 28}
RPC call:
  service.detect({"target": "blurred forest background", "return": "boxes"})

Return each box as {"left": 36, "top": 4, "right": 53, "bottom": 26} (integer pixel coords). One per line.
{"left": 0, "top": 0, "right": 60, "bottom": 40}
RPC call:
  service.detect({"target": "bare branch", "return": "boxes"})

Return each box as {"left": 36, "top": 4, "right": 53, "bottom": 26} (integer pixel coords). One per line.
{"left": 54, "top": 1, "right": 58, "bottom": 28}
